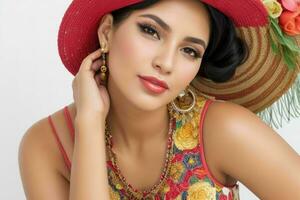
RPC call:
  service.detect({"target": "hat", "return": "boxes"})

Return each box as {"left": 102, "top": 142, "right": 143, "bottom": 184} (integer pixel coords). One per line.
{"left": 57, "top": 0, "right": 300, "bottom": 128}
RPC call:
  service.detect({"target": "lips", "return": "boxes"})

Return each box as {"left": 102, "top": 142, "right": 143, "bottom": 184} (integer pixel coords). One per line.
{"left": 138, "top": 75, "right": 169, "bottom": 95}
{"left": 138, "top": 75, "right": 169, "bottom": 89}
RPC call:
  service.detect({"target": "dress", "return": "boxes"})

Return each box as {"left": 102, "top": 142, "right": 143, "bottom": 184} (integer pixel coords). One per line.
{"left": 48, "top": 94, "right": 240, "bottom": 200}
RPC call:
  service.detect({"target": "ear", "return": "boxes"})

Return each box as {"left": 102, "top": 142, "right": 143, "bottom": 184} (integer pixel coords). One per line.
{"left": 97, "top": 14, "right": 114, "bottom": 52}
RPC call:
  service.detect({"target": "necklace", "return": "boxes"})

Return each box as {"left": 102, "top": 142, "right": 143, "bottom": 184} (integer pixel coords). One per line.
{"left": 104, "top": 106, "right": 176, "bottom": 199}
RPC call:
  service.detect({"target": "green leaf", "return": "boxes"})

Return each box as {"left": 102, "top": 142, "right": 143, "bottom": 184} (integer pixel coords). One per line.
{"left": 282, "top": 46, "right": 296, "bottom": 70}
{"left": 270, "top": 18, "right": 300, "bottom": 53}
{"left": 270, "top": 33, "right": 280, "bottom": 54}
{"left": 268, "top": 17, "right": 300, "bottom": 69}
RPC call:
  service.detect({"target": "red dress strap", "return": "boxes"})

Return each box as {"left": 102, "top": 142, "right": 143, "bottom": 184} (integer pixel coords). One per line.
{"left": 63, "top": 106, "right": 75, "bottom": 142}
{"left": 47, "top": 115, "right": 71, "bottom": 171}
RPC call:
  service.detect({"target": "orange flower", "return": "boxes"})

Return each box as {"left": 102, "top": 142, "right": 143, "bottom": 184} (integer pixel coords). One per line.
{"left": 279, "top": 5, "right": 300, "bottom": 35}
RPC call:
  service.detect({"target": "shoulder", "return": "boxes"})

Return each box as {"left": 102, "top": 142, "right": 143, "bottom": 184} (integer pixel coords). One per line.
{"left": 203, "top": 99, "right": 276, "bottom": 153}
{"left": 203, "top": 99, "right": 300, "bottom": 198}
{"left": 18, "top": 104, "right": 75, "bottom": 181}
{"left": 204, "top": 98, "right": 259, "bottom": 128}
{"left": 19, "top": 116, "right": 57, "bottom": 167}
{"left": 202, "top": 99, "right": 268, "bottom": 172}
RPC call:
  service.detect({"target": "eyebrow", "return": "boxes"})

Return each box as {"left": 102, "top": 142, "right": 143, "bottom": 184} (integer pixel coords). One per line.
{"left": 138, "top": 14, "right": 207, "bottom": 49}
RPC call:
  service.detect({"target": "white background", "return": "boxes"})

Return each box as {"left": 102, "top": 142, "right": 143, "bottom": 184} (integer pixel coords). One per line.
{"left": 1, "top": 0, "right": 299, "bottom": 199}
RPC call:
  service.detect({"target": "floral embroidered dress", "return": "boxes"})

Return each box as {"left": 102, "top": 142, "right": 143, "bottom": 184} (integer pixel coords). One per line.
{"left": 48, "top": 94, "right": 240, "bottom": 200}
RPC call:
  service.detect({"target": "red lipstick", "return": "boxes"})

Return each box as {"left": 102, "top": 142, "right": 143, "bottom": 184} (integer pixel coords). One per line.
{"left": 138, "top": 75, "right": 169, "bottom": 94}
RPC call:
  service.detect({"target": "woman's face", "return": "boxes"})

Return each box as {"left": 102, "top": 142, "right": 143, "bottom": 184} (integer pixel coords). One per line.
{"left": 101, "top": 0, "right": 210, "bottom": 111}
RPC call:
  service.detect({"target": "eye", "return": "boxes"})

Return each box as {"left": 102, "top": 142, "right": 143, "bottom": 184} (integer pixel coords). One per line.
{"left": 138, "top": 23, "right": 160, "bottom": 40}
{"left": 182, "top": 47, "right": 202, "bottom": 59}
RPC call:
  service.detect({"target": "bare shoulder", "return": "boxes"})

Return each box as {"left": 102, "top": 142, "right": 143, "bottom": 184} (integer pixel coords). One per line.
{"left": 204, "top": 100, "right": 300, "bottom": 198}
{"left": 18, "top": 103, "right": 76, "bottom": 194}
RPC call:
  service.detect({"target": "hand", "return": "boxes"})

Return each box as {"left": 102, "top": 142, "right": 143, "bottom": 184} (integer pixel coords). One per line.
{"left": 72, "top": 48, "right": 110, "bottom": 125}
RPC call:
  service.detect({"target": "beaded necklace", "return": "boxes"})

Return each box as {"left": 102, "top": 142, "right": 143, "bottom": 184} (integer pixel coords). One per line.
{"left": 104, "top": 106, "right": 176, "bottom": 199}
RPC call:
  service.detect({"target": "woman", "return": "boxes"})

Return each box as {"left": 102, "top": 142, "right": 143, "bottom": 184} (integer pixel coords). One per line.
{"left": 18, "top": 0, "right": 300, "bottom": 199}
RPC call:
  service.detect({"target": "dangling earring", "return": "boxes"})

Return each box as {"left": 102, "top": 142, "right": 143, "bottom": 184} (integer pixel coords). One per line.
{"left": 168, "top": 86, "right": 197, "bottom": 125}
{"left": 100, "top": 45, "right": 108, "bottom": 85}
{"left": 171, "top": 86, "right": 196, "bottom": 114}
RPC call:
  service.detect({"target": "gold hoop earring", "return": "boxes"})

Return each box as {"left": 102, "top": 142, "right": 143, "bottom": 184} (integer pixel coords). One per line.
{"left": 171, "top": 86, "right": 196, "bottom": 114}
{"left": 168, "top": 86, "right": 199, "bottom": 126}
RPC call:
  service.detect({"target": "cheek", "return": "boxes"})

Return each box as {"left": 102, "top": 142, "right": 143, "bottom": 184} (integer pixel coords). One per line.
{"left": 176, "top": 61, "right": 201, "bottom": 87}
{"left": 109, "top": 28, "right": 154, "bottom": 71}
{"left": 107, "top": 30, "right": 141, "bottom": 84}
{"left": 108, "top": 34, "right": 134, "bottom": 71}
{"left": 169, "top": 64, "right": 199, "bottom": 101}
{"left": 116, "top": 35, "right": 138, "bottom": 60}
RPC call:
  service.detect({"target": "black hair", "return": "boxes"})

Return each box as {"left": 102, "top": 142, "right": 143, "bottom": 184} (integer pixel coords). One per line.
{"left": 111, "top": 0, "right": 248, "bottom": 83}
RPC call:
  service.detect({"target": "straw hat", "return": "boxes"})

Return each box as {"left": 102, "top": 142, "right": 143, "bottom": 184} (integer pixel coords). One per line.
{"left": 57, "top": 0, "right": 300, "bottom": 128}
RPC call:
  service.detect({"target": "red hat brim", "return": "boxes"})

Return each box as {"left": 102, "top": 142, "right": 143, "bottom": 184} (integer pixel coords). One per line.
{"left": 58, "top": 0, "right": 268, "bottom": 76}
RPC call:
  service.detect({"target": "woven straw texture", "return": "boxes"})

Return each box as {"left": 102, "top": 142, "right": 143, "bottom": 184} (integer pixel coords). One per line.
{"left": 192, "top": 27, "right": 300, "bottom": 113}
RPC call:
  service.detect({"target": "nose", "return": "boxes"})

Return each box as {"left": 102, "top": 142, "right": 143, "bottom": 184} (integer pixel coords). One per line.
{"left": 152, "top": 44, "right": 177, "bottom": 74}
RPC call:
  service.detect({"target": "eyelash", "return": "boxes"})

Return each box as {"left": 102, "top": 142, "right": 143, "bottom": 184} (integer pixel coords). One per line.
{"left": 137, "top": 23, "right": 202, "bottom": 59}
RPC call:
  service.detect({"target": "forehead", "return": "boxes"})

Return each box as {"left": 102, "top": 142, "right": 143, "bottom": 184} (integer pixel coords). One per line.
{"left": 130, "top": 0, "right": 211, "bottom": 41}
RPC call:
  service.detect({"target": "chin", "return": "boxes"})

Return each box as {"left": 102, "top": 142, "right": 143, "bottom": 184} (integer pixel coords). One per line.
{"left": 128, "top": 93, "right": 170, "bottom": 112}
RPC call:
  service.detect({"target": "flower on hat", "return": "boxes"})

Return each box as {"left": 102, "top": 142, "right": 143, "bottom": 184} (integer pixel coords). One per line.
{"left": 263, "top": 0, "right": 283, "bottom": 18}
{"left": 263, "top": 0, "right": 300, "bottom": 69}
{"left": 279, "top": 0, "right": 300, "bottom": 35}
{"left": 281, "top": 0, "right": 300, "bottom": 11}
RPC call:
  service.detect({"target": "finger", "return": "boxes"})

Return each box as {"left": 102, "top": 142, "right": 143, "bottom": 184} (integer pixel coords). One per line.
{"left": 90, "top": 59, "right": 103, "bottom": 72}
{"left": 79, "top": 49, "right": 102, "bottom": 72}
{"left": 87, "top": 48, "right": 102, "bottom": 61}
{"left": 95, "top": 73, "right": 101, "bottom": 87}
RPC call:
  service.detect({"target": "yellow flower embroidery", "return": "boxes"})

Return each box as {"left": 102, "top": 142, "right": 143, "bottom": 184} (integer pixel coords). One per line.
{"left": 263, "top": 0, "right": 283, "bottom": 18}
{"left": 169, "top": 162, "right": 185, "bottom": 182}
{"left": 196, "top": 96, "right": 206, "bottom": 108}
{"left": 174, "top": 122, "right": 199, "bottom": 150}
{"left": 188, "top": 157, "right": 195, "bottom": 165}
{"left": 187, "top": 181, "right": 216, "bottom": 200}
